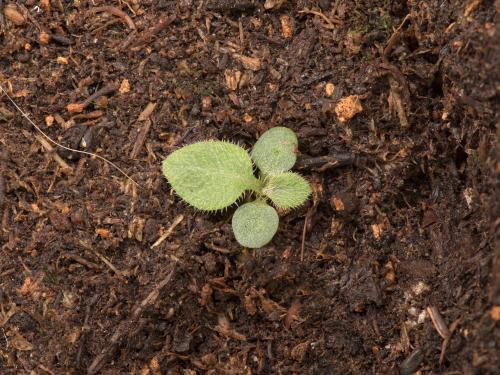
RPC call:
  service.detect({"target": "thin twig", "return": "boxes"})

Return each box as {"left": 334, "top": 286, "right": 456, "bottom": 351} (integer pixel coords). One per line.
{"left": 86, "top": 6, "right": 136, "bottom": 30}
{"left": 298, "top": 8, "right": 341, "bottom": 29}
{"left": 151, "top": 215, "right": 184, "bottom": 249}
{"left": 383, "top": 14, "right": 411, "bottom": 58}
{"left": 300, "top": 215, "right": 308, "bottom": 262}
{"left": 0, "top": 85, "right": 139, "bottom": 186}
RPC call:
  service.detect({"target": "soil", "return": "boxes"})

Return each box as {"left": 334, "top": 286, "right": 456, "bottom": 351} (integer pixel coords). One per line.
{"left": 0, "top": 1, "right": 498, "bottom": 374}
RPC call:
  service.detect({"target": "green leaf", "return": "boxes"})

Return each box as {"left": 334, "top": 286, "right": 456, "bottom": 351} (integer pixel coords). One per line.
{"left": 251, "top": 127, "right": 298, "bottom": 174}
{"left": 232, "top": 201, "right": 279, "bottom": 248}
{"left": 162, "top": 141, "right": 260, "bottom": 211}
{"left": 262, "top": 172, "right": 311, "bottom": 209}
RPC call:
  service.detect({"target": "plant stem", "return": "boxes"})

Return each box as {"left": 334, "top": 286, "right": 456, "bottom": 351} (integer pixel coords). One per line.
{"left": 247, "top": 175, "right": 263, "bottom": 195}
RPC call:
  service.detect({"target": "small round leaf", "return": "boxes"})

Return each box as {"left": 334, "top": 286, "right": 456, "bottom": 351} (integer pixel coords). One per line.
{"left": 262, "top": 172, "right": 311, "bottom": 209}
{"left": 251, "top": 127, "right": 298, "bottom": 174}
{"left": 232, "top": 202, "right": 279, "bottom": 248}
{"left": 162, "top": 141, "right": 258, "bottom": 211}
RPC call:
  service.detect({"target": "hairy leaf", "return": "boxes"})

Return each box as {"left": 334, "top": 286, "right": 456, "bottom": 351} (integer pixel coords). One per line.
{"left": 162, "top": 141, "right": 259, "bottom": 211}
{"left": 232, "top": 201, "right": 279, "bottom": 248}
{"left": 251, "top": 127, "right": 298, "bottom": 174}
{"left": 262, "top": 172, "right": 311, "bottom": 209}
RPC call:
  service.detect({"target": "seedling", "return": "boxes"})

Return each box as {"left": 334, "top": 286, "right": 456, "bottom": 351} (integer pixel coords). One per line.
{"left": 162, "top": 127, "right": 311, "bottom": 248}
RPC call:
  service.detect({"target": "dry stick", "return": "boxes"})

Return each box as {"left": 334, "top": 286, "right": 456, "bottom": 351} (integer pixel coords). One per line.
{"left": 0, "top": 0, "right": 5, "bottom": 34}
{"left": 0, "top": 85, "right": 139, "bottom": 186}
{"left": 383, "top": 14, "right": 411, "bottom": 58}
{"left": 33, "top": 133, "right": 73, "bottom": 172}
{"left": 150, "top": 214, "right": 184, "bottom": 249}
{"left": 130, "top": 102, "right": 157, "bottom": 159}
{"left": 124, "top": 14, "right": 176, "bottom": 50}
{"left": 298, "top": 8, "right": 341, "bottom": 29}
{"left": 87, "top": 264, "right": 176, "bottom": 375}
{"left": 86, "top": 6, "right": 136, "bottom": 30}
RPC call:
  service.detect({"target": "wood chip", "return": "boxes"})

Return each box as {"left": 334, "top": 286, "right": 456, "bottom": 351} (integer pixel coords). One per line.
{"left": 335, "top": 95, "right": 363, "bottom": 123}
{"left": 280, "top": 15, "right": 294, "bottom": 38}
{"left": 233, "top": 54, "right": 262, "bottom": 71}
{"left": 464, "top": 0, "right": 482, "bottom": 16}
{"left": 214, "top": 314, "right": 247, "bottom": 341}
{"left": 39, "top": 31, "right": 50, "bottom": 45}
{"left": 137, "top": 102, "right": 157, "bottom": 122}
{"left": 67, "top": 103, "right": 85, "bottom": 114}
{"left": 371, "top": 222, "right": 385, "bottom": 240}
{"left": 3, "top": 4, "right": 26, "bottom": 26}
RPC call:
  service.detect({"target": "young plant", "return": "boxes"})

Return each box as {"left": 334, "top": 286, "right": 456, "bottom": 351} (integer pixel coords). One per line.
{"left": 162, "top": 127, "right": 310, "bottom": 248}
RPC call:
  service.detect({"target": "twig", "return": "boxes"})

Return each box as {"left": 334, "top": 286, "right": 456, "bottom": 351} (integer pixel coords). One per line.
{"left": 87, "top": 265, "right": 176, "bottom": 375}
{"left": 68, "top": 82, "right": 119, "bottom": 113}
{"left": 93, "top": 251, "right": 126, "bottom": 280}
{"left": 125, "top": 14, "right": 176, "bottom": 50}
{"left": 130, "top": 102, "right": 157, "bottom": 159}
{"left": 33, "top": 133, "right": 73, "bottom": 172}
{"left": 296, "top": 153, "right": 362, "bottom": 172}
{"left": 301, "top": 178, "right": 322, "bottom": 261}
{"left": 150, "top": 215, "right": 184, "bottom": 249}
{"left": 383, "top": 14, "right": 411, "bottom": 58}
{"left": 204, "top": 242, "right": 233, "bottom": 254}
{"left": 62, "top": 253, "right": 101, "bottom": 270}
{"left": 427, "top": 306, "right": 450, "bottom": 339}
{"left": 86, "top": 6, "right": 136, "bottom": 30}
{"left": 0, "top": 84, "right": 139, "bottom": 185}
{"left": 298, "top": 8, "right": 341, "bottom": 29}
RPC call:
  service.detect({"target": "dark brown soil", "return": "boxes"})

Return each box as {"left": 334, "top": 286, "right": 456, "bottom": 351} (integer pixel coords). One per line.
{"left": 0, "top": 1, "right": 498, "bottom": 374}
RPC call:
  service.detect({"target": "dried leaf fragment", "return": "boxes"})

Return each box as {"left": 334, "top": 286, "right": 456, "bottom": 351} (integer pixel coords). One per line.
{"left": 335, "top": 95, "right": 363, "bottom": 123}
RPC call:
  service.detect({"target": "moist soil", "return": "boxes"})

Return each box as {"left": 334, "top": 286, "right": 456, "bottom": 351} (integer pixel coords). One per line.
{"left": 0, "top": 1, "right": 498, "bottom": 374}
